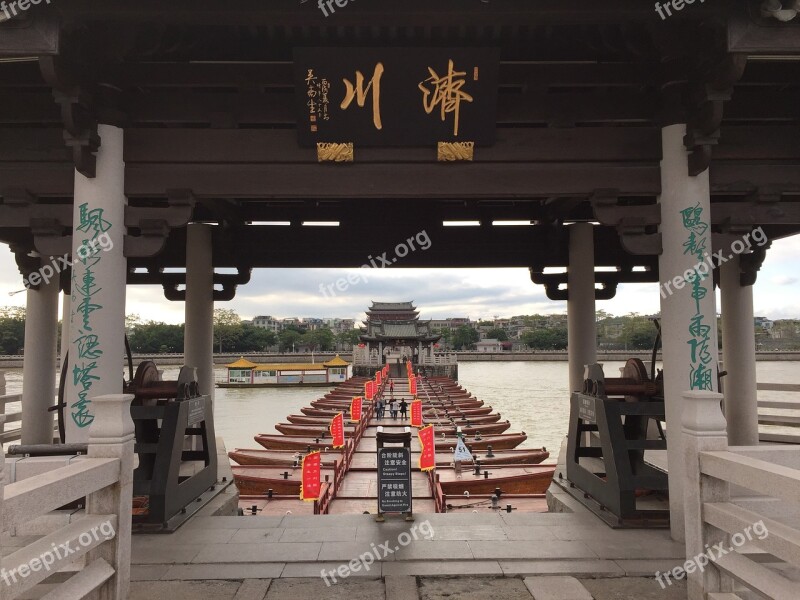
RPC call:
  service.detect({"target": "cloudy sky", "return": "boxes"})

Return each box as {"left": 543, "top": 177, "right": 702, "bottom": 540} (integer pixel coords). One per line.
{"left": 2, "top": 234, "right": 799, "bottom": 325}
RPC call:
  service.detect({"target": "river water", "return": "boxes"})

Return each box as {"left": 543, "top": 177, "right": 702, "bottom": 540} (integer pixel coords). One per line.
{"left": 3, "top": 361, "right": 797, "bottom": 452}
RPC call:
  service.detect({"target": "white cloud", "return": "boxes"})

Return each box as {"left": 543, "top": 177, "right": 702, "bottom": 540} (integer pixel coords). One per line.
{"left": 2, "top": 232, "right": 799, "bottom": 324}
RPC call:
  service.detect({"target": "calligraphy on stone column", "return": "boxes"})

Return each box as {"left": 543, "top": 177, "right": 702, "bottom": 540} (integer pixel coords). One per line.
{"left": 681, "top": 203, "right": 713, "bottom": 391}
{"left": 70, "top": 203, "right": 112, "bottom": 428}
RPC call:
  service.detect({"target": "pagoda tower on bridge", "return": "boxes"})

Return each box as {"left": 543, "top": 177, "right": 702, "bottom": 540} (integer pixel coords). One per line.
{"left": 355, "top": 302, "right": 448, "bottom": 376}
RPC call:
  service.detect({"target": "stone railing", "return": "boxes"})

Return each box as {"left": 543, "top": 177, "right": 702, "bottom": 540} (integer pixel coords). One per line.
{"left": 757, "top": 382, "right": 800, "bottom": 444}
{"left": 0, "top": 372, "right": 59, "bottom": 446}
{"left": 1, "top": 394, "right": 135, "bottom": 600}
{"left": 419, "top": 353, "right": 458, "bottom": 366}
{"left": 682, "top": 390, "right": 800, "bottom": 600}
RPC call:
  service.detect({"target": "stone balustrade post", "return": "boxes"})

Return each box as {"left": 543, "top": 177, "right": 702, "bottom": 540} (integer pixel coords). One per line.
{"left": 681, "top": 390, "right": 733, "bottom": 600}
{"left": 1, "top": 413, "right": 5, "bottom": 528}
{"left": 0, "top": 373, "right": 6, "bottom": 441}
{"left": 86, "top": 394, "right": 135, "bottom": 600}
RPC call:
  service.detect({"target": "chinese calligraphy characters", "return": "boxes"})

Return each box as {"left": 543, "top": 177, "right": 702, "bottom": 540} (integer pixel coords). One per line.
{"left": 419, "top": 59, "right": 474, "bottom": 136}
{"left": 341, "top": 63, "right": 384, "bottom": 130}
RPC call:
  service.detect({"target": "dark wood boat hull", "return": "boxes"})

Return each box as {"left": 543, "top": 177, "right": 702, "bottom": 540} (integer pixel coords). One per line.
{"left": 229, "top": 448, "right": 341, "bottom": 467}
{"left": 229, "top": 448, "right": 549, "bottom": 468}
{"left": 435, "top": 433, "right": 527, "bottom": 450}
{"left": 255, "top": 435, "right": 341, "bottom": 451}
{"left": 438, "top": 466, "right": 555, "bottom": 495}
{"left": 287, "top": 413, "right": 501, "bottom": 425}
{"left": 232, "top": 466, "right": 333, "bottom": 496}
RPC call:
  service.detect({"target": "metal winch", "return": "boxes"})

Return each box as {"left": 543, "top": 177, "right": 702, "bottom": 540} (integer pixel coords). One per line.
{"left": 560, "top": 358, "right": 669, "bottom": 528}
{"left": 124, "top": 361, "right": 218, "bottom": 530}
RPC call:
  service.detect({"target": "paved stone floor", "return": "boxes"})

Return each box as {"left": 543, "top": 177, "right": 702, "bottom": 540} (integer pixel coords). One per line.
{"left": 130, "top": 512, "right": 687, "bottom": 582}
{"left": 129, "top": 576, "right": 689, "bottom": 599}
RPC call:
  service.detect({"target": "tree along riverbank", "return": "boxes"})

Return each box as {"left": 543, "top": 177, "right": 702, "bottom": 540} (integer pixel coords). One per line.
{"left": 1, "top": 350, "right": 798, "bottom": 369}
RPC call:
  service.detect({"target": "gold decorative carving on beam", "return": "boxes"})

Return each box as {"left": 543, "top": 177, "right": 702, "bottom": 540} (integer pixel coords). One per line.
{"left": 438, "top": 141, "right": 474, "bottom": 162}
{"left": 317, "top": 142, "right": 354, "bottom": 163}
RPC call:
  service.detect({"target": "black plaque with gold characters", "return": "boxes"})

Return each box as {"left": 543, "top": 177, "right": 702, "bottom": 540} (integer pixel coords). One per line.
{"left": 294, "top": 47, "right": 499, "bottom": 147}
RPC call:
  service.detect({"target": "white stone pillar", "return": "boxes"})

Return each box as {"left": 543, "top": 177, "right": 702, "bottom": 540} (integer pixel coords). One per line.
{"left": 59, "top": 291, "right": 70, "bottom": 371}
{"left": 64, "top": 124, "right": 128, "bottom": 443}
{"left": 21, "top": 275, "right": 59, "bottom": 444}
{"left": 85, "top": 393, "right": 135, "bottom": 600}
{"left": 185, "top": 224, "right": 215, "bottom": 403}
{"left": 658, "top": 123, "right": 719, "bottom": 541}
{"left": 720, "top": 256, "right": 759, "bottom": 446}
{"left": 567, "top": 223, "right": 597, "bottom": 393}
{"left": 681, "top": 391, "right": 732, "bottom": 600}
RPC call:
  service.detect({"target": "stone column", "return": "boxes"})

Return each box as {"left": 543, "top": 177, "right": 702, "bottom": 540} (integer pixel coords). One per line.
{"left": 720, "top": 256, "right": 759, "bottom": 446}
{"left": 64, "top": 124, "right": 128, "bottom": 443}
{"left": 681, "top": 391, "right": 732, "bottom": 600}
{"left": 59, "top": 291, "right": 70, "bottom": 371}
{"left": 85, "top": 393, "right": 135, "bottom": 600}
{"left": 658, "top": 123, "right": 719, "bottom": 541}
{"left": 567, "top": 223, "right": 597, "bottom": 393}
{"left": 21, "top": 275, "right": 59, "bottom": 444}
{"left": 184, "top": 224, "right": 215, "bottom": 403}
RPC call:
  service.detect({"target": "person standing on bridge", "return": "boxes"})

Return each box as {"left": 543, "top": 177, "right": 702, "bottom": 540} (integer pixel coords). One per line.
{"left": 389, "top": 398, "right": 398, "bottom": 419}
{"left": 376, "top": 398, "right": 385, "bottom": 420}
{"left": 399, "top": 398, "right": 408, "bottom": 420}
{"left": 389, "top": 380, "right": 394, "bottom": 398}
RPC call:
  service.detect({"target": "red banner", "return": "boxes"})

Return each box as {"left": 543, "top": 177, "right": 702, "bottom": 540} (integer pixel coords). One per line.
{"left": 300, "top": 451, "right": 322, "bottom": 501}
{"left": 418, "top": 425, "right": 436, "bottom": 471}
{"left": 350, "top": 397, "right": 363, "bottom": 423}
{"left": 409, "top": 377, "right": 417, "bottom": 396}
{"left": 365, "top": 380, "right": 374, "bottom": 400}
{"left": 376, "top": 370, "right": 382, "bottom": 386}
{"left": 330, "top": 412, "right": 345, "bottom": 448}
{"left": 410, "top": 399, "right": 423, "bottom": 427}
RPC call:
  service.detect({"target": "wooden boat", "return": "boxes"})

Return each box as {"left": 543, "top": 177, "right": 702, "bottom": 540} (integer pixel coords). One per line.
{"left": 436, "top": 464, "right": 556, "bottom": 495}
{"left": 229, "top": 447, "right": 549, "bottom": 468}
{"left": 275, "top": 423, "right": 358, "bottom": 437}
{"left": 442, "top": 494, "right": 549, "bottom": 514}
{"left": 434, "top": 432, "right": 527, "bottom": 450}
{"left": 232, "top": 465, "right": 334, "bottom": 495}
{"left": 275, "top": 421, "right": 511, "bottom": 437}
{"left": 444, "top": 447, "right": 550, "bottom": 465}
{"left": 254, "top": 435, "right": 345, "bottom": 451}
{"left": 300, "top": 405, "right": 495, "bottom": 418}
{"left": 239, "top": 495, "right": 315, "bottom": 516}
{"left": 229, "top": 448, "right": 342, "bottom": 467}
{"left": 311, "top": 398, "right": 484, "bottom": 409}
{"left": 286, "top": 413, "right": 502, "bottom": 425}
{"left": 423, "top": 406, "right": 493, "bottom": 416}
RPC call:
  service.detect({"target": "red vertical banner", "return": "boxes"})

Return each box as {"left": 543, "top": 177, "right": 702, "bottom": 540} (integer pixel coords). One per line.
{"left": 300, "top": 451, "right": 322, "bottom": 501}
{"left": 365, "top": 380, "right": 374, "bottom": 400}
{"left": 376, "top": 370, "right": 382, "bottom": 386}
{"left": 410, "top": 399, "right": 423, "bottom": 427}
{"left": 330, "top": 412, "right": 345, "bottom": 448}
{"left": 418, "top": 425, "right": 436, "bottom": 472}
{"left": 409, "top": 377, "right": 417, "bottom": 396}
{"left": 350, "top": 397, "right": 363, "bottom": 423}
